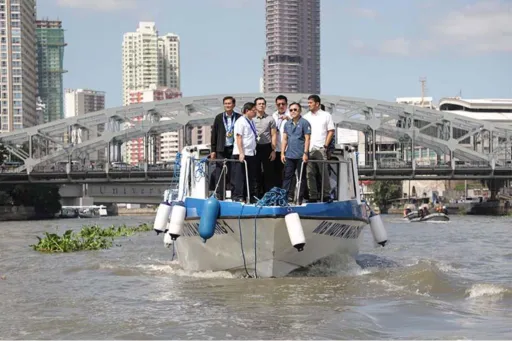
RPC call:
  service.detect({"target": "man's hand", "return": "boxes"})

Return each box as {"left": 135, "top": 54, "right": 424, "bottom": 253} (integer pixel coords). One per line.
{"left": 269, "top": 150, "right": 276, "bottom": 161}
{"left": 281, "top": 153, "right": 286, "bottom": 164}
{"left": 210, "top": 152, "right": 216, "bottom": 159}
{"left": 302, "top": 154, "right": 309, "bottom": 163}
{"left": 239, "top": 153, "right": 245, "bottom": 162}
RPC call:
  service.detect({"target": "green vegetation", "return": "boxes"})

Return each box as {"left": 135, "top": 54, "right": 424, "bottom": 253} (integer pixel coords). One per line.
{"left": 370, "top": 180, "right": 403, "bottom": 213}
{"left": 31, "top": 223, "right": 152, "bottom": 253}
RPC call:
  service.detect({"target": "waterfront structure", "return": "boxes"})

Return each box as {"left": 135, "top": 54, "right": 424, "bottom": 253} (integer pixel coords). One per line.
{"left": 263, "top": 0, "right": 320, "bottom": 93}
{"left": 396, "top": 96, "right": 435, "bottom": 109}
{"left": 439, "top": 97, "right": 512, "bottom": 122}
{"left": 0, "top": 0, "right": 38, "bottom": 132}
{"left": 122, "top": 22, "right": 182, "bottom": 165}
{"left": 36, "top": 19, "right": 66, "bottom": 123}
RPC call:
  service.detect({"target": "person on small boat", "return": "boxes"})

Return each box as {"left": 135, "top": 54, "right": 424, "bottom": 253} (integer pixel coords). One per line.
{"left": 272, "top": 95, "right": 291, "bottom": 187}
{"left": 254, "top": 97, "right": 277, "bottom": 196}
{"left": 232, "top": 102, "right": 259, "bottom": 203}
{"left": 281, "top": 102, "right": 311, "bottom": 205}
{"left": 210, "top": 96, "right": 241, "bottom": 199}
{"left": 304, "top": 95, "right": 335, "bottom": 203}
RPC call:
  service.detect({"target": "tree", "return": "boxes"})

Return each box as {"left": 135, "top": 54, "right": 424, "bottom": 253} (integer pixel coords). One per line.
{"left": 371, "top": 180, "right": 403, "bottom": 213}
{"left": 0, "top": 142, "right": 7, "bottom": 165}
{"left": 9, "top": 184, "right": 61, "bottom": 219}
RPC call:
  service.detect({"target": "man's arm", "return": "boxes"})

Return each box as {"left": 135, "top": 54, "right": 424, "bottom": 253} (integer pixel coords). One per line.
{"left": 236, "top": 134, "right": 244, "bottom": 161}
{"left": 304, "top": 134, "right": 311, "bottom": 163}
{"left": 324, "top": 114, "right": 335, "bottom": 148}
{"left": 211, "top": 115, "right": 218, "bottom": 158}
{"left": 281, "top": 132, "right": 288, "bottom": 164}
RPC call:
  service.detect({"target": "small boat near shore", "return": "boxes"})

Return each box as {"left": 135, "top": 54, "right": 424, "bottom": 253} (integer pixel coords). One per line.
{"left": 404, "top": 206, "right": 450, "bottom": 222}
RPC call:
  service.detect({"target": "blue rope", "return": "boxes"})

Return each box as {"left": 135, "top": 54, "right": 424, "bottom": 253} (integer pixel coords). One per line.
{"left": 237, "top": 205, "right": 251, "bottom": 278}
{"left": 173, "top": 152, "right": 182, "bottom": 180}
{"left": 194, "top": 157, "right": 209, "bottom": 182}
{"left": 255, "top": 187, "right": 289, "bottom": 207}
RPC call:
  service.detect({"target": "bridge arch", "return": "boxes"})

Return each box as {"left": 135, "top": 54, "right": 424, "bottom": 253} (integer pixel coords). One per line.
{"left": 0, "top": 93, "right": 511, "bottom": 172}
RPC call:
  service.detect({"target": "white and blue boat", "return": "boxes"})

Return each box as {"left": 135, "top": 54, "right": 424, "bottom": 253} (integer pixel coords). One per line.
{"left": 153, "top": 144, "right": 388, "bottom": 278}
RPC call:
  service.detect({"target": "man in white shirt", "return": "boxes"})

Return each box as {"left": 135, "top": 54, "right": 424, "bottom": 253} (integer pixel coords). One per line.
{"left": 303, "top": 95, "right": 335, "bottom": 202}
{"left": 232, "top": 102, "right": 259, "bottom": 202}
{"left": 272, "top": 95, "right": 291, "bottom": 187}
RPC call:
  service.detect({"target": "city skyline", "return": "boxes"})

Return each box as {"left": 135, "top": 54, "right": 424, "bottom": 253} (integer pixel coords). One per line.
{"left": 38, "top": 0, "right": 512, "bottom": 108}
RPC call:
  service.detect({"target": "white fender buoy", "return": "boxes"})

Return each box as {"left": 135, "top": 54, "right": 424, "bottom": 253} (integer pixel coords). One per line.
{"left": 285, "top": 212, "right": 305, "bottom": 252}
{"left": 369, "top": 213, "right": 387, "bottom": 247}
{"left": 168, "top": 202, "right": 186, "bottom": 241}
{"left": 153, "top": 202, "right": 172, "bottom": 235}
{"left": 163, "top": 232, "right": 173, "bottom": 248}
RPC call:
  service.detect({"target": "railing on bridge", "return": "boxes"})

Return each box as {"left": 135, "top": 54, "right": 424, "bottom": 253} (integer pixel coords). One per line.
{"left": 1, "top": 159, "right": 512, "bottom": 182}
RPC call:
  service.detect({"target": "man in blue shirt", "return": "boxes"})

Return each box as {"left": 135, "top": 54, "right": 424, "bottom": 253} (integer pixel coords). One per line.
{"left": 281, "top": 102, "right": 311, "bottom": 205}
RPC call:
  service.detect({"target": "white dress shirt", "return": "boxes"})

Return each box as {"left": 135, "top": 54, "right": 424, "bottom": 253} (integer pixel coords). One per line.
{"left": 272, "top": 110, "right": 290, "bottom": 152}
{"left": 233, "top": 116, "right": 257, "bottom": 156}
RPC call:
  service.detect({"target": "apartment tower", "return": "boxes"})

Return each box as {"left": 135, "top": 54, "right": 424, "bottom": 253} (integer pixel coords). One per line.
{"left": 263, "top": 0, "right": 321, "bottom": 94}
{"left": 0, "top": 0, "right": 38, "bottom": 132}
{"left": 122, "top": 22, "right": 181, "bottom": 164}
{"left": 36, "top": 19, "right": 66, "bottom": 123}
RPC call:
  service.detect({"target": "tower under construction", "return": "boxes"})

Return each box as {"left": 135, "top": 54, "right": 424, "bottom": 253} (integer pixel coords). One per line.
{"left": 37, "top": 19, "right": 67, "bottom": 123}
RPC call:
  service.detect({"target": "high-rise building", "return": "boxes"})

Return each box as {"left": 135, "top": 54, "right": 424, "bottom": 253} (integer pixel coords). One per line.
{"left": 122, "top": 22, "right": 182, "bottom": 164}
{"left": 122, "top": 22, "right": 180, "bottom": 106}
{"left": 64, "top": 88, "right": 105, "bottom": 118}
{"left": 263, "top": 0, "right": 321, "bottom": 94}
{"left": 0, "top": 0, "right": 38, "bottom": 132}
{"left": 36, "top": 19, "right": 66, "bottom": 123}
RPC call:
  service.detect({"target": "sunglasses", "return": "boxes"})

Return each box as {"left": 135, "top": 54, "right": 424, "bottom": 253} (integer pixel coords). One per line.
{"left": 290, "top": 108, "right": 299, "bottom": 112}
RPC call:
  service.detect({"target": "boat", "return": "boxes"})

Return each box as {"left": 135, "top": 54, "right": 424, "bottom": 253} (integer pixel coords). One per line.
{"left": 404, "top": 205, "right": 450, "bottom": 222}
{"left": 408, "top": 212, "right": 450, "bottom": 222}
{"left": 59, "top": 205, "right": 108, "bottom": 219}
{"left": 153, "top": 144, "right": 389, "bottom": 278}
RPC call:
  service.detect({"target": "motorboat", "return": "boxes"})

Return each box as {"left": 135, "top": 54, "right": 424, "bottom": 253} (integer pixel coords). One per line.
{"left": 404, "top": 205, "right": 450, "bottom": 222}
{"left": 153, "top": 145, "right": 389, "bottom": 278}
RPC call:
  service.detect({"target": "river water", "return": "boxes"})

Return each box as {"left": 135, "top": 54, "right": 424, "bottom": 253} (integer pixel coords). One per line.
{"left": 0, "top": 215, "right": 511, "bottom": 339}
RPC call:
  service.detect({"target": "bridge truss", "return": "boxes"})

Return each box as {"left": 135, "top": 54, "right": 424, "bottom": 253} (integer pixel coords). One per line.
{"left": 0, "top": 93, "right": 511, "bottom": 173}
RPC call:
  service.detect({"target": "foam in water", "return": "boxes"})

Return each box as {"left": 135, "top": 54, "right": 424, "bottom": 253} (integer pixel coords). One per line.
{"left": 465, "top": 283, "right": 508, "bottom": 299}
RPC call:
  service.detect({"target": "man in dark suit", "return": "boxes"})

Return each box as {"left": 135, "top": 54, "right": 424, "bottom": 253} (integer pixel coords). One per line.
{"left": 210, "top": 96, "right": 241, "bottom": 199}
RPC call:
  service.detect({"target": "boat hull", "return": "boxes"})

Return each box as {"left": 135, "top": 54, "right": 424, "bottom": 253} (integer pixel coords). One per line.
{"left": 172, "top": 198, "right": 369, "bottom": 278}
{"left": 409, "top": 213, "right": 450, "bottom": 222}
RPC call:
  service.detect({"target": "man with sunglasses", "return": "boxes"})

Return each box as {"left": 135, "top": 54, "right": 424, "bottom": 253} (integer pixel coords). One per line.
{"left": 210, "top": 96, "right": 241, "bottom": 199}
{"left": 281, "top": 102, "right": 311, "bottom": 205}
{"left": 272, "top": 95, "right": 291, "bottom": 187}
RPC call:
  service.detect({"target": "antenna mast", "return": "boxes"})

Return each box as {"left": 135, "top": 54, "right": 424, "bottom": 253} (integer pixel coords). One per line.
{"left": 419, "top": 77, "right": 427, "bottom": 106}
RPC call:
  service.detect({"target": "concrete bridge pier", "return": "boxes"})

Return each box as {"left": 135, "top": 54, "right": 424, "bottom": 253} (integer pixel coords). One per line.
{"left": 59, "top": 184, "right": 94, "bottom": 206}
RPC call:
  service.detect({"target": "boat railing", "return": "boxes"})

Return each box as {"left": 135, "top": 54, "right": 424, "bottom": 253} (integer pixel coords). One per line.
{"left": 202, "top": 157, "right": 356, "bottom": 204}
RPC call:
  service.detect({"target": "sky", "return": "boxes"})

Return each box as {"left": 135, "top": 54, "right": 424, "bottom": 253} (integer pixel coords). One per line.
{"left": 38, "top": 0, "right": 512, "bottom": 108}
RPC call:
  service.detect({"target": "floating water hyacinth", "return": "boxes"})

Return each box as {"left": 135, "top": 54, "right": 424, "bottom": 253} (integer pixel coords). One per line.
{"left": 30, "top": 223, "right": 152, "bottom": 253}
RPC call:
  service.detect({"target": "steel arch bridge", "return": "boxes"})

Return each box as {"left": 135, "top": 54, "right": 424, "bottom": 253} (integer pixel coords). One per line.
{"left": 1, "top": 93, "right": 512, "bottom": 173}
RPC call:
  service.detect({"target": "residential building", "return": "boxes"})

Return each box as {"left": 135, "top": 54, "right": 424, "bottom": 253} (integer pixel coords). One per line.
{"left": 64, "top": 88, "right": 105, "bottom": 118}
{"left": 0, "top": 0, "right": 38, "bottom": 132}
{"left": 263, "top": 0, "right": 320, "bottom": 93}
{"left": 126, "top": 86, "right": 183, "bottom": 164}
{"left": 36, "top": 19, "right": 66, "bottom": 123}
{"left": 122, "top": 22, "right": 183, "bottom": 164}
{"left": 64, "top": 88, "right": 106, "bottom": 160}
